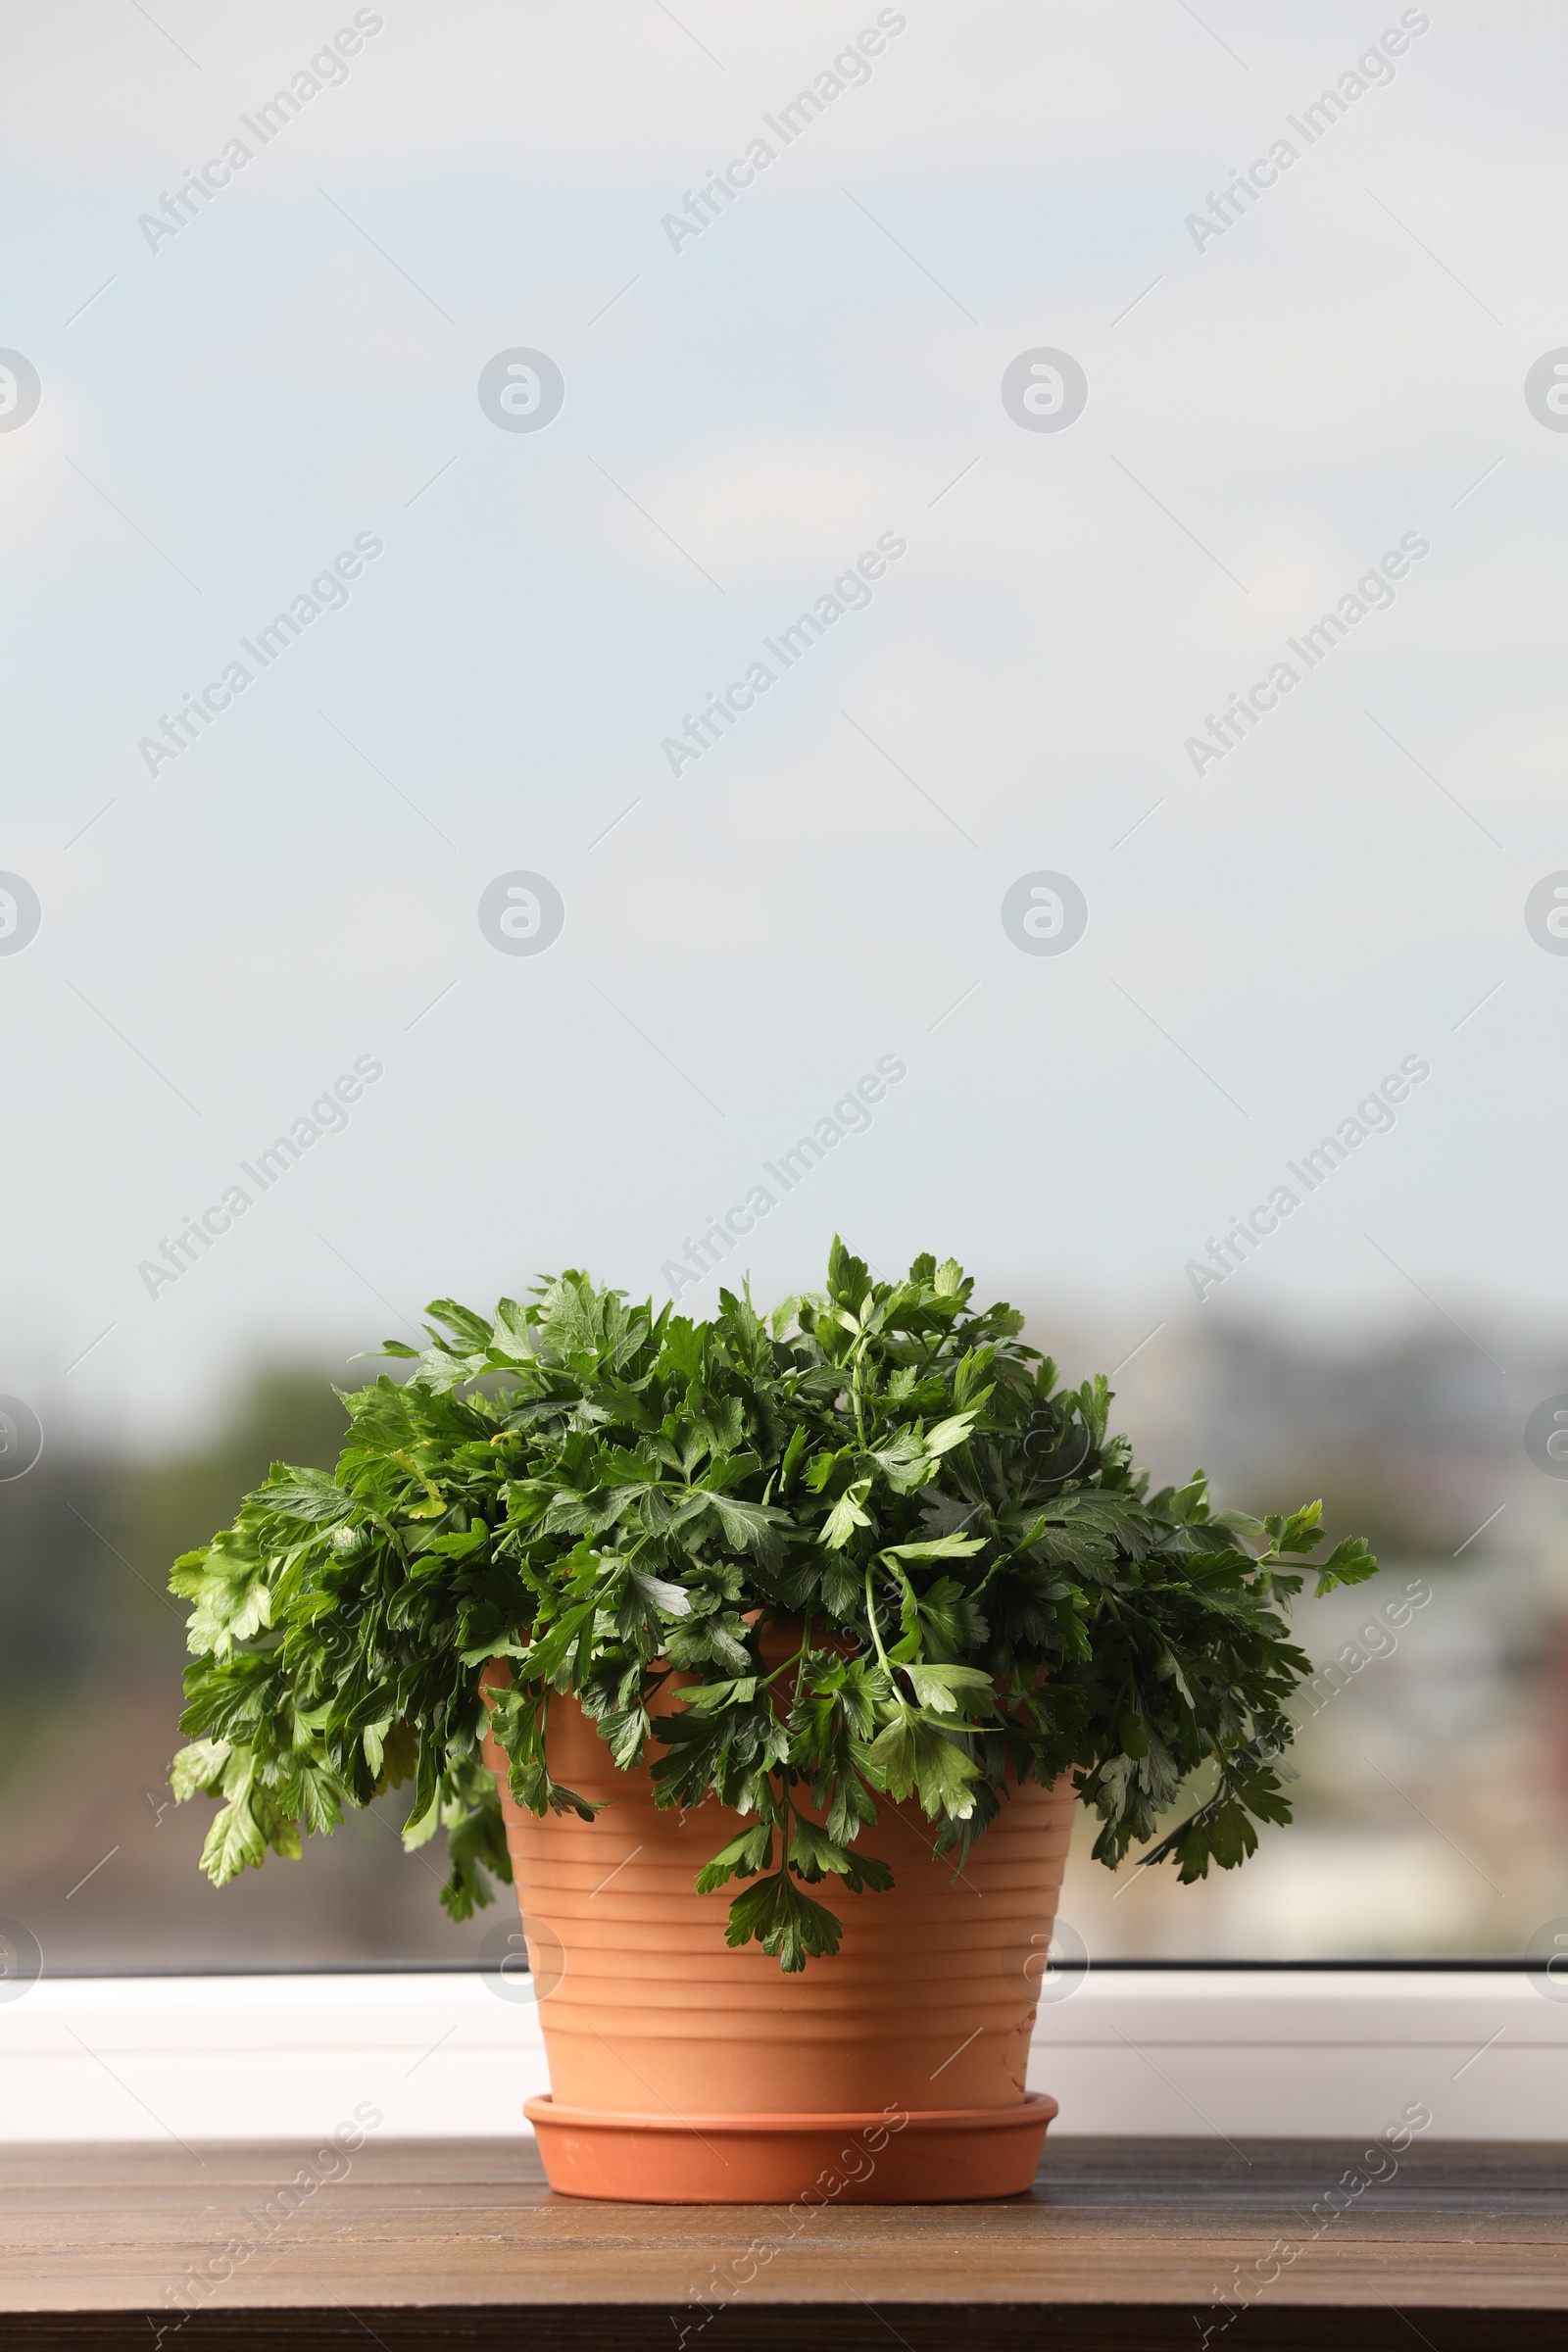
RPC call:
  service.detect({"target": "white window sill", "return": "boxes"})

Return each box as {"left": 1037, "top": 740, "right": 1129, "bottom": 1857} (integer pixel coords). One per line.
{"left": 2, "top": 1970, "right": 1560, "bottom": 2143}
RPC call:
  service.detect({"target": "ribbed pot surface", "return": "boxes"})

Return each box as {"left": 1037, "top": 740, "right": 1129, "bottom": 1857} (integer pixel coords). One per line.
{"left": 482, "top": 1681, "right": 1077, "bottom": 2118}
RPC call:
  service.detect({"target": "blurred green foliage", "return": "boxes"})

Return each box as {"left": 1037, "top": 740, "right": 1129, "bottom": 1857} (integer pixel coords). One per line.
{"left": 0, "top": 1370, "right": 350, "bottom": 1785}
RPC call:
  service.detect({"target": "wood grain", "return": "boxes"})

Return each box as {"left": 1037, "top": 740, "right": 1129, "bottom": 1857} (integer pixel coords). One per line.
{"left": 1, "top": 2136, "right": 1563, "bottom": 2351}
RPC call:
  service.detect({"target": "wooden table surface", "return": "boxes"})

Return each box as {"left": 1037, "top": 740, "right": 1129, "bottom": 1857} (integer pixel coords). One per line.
{"left": 3, "top": 2135, "right": 1564, "bottom": 2351}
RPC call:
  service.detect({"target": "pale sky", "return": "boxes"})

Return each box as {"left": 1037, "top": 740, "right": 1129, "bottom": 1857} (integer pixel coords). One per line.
{"left": 2, "top": 0, "right": 1565, "bottom": 1449}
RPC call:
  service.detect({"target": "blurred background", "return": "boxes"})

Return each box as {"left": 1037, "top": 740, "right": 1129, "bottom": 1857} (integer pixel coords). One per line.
{"left": 7, "top": 1309, "right": 1567, "bottom": 1966}
{"left": 2, "top": 0, "right": 1565, "bottom": 1967}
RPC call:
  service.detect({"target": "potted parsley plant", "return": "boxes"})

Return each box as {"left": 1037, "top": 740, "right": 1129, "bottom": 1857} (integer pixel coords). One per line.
{"left": 172, "top": 1241, "right": 1375, "bottom": 2201}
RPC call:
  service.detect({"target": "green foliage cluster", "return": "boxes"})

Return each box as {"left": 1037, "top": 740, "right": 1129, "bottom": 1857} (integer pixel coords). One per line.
{"left": 171, "top": 1243, "right": 1376, "bottom": 1970}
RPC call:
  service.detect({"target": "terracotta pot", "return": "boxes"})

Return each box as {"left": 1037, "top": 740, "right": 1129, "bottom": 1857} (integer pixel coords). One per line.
{"left": 480, "top": 1658, "right": 1076, "bottom": 2202}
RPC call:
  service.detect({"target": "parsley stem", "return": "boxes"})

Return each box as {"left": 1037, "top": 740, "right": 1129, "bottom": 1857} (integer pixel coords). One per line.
{"left": 749, "top": 1610, "right": 824, "bottom": 1692}
{"left": 862, "top": 1565, "right": 893, "bottom": 1676}
{"left": 794, "top": 1608, "right": 813, "bottom": 1709}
